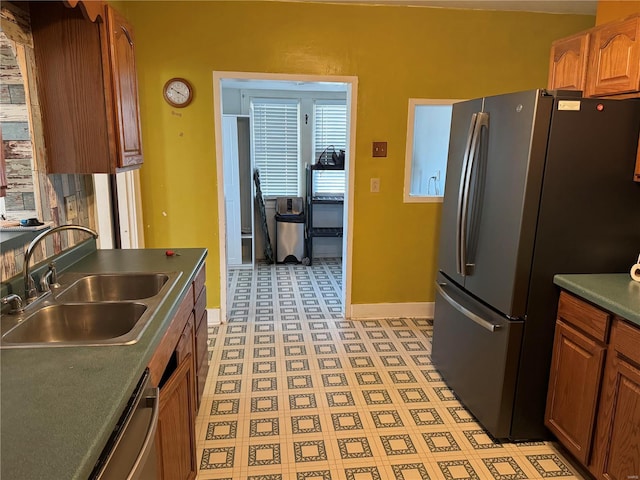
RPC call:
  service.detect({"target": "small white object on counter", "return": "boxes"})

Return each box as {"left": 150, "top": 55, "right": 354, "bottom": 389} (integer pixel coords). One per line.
{"left": 631, "top": 254, "right": 640, "bottom": 282}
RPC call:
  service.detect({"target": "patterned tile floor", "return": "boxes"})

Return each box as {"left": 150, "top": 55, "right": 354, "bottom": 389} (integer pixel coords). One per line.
{"left": 195, "top": 259, "right": 586, "bottom": 480}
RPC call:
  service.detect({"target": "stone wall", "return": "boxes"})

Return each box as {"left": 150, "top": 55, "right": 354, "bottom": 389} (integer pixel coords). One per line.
{"left": 1, "top": 34, "right": 35, "bottom": 215}
{"left": 0, "top": 3, "right": 96, "bottom": 283}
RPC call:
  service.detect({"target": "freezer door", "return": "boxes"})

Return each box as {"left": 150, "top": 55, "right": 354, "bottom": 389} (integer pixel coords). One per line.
{"left": 462, "top": 90, "right": 553, "bottom": 317}
{"left": 437, "top": 98, "right": 483, "bottom": 287}
{"left": 432, "top": 277, "right": 524, "bottom": 439}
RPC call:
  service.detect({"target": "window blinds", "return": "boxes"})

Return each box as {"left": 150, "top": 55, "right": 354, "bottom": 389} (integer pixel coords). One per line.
{"left": 251, "top": 98, "right": 300, "bottom": 197}
{"left": 313, "top": 101, "right": 347, "bottom": 194}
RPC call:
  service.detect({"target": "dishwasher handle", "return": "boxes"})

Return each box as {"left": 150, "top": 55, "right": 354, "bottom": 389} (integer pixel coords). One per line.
{"left": 127, "top": 387, "right": 159, "bottom": 479}
{"left": 92, "top": 370, "right": 160, "bottom": 480}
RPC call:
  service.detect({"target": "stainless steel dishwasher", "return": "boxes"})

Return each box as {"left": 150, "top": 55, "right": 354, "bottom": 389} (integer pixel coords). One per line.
{"left": 90, "top": 369, "right": 159, "bottom": 480}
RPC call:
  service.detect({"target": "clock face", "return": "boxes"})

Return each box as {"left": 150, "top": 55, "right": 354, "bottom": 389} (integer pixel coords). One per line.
{"left": 163, "top": 78, "right": 193, "bottom": 107}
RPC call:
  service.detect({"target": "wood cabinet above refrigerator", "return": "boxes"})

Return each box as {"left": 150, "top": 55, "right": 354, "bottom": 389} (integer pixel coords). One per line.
{"left": 547, "top": 31, "right": 590, "bottom": 92}
{"left": 586, "top": 15, "right": 640, "bottom": 98}
{"left": 548, "top": 14, "right": 640, "bottom": 99}
{"left": 547, "top": 14, "right": 640, "bottom": 182}
{"left": 29, "top": 1, "right": 143, "bottom": 174}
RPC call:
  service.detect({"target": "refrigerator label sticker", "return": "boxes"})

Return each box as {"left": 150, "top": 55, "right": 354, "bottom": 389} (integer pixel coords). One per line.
{"left": 558, "top": 100, "right": 581, "bottom": 111}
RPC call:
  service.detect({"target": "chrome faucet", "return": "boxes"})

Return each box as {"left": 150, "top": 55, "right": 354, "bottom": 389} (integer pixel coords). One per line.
{"left": 23, "top": 225, "right": 98, "bottom": 302}
{"left": 1, "top": 294, "right": 24, "bottom": 314}
{"left": 39, "top": 262, "right": 60, "bottom": 293}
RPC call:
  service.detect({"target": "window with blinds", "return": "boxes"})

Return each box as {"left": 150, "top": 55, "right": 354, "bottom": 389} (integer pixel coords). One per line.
{"left": 313, "top": 101, "right": 347, "bottom": 194}
{"left": 251, "top": 98, "right": 300, "bottom": 197}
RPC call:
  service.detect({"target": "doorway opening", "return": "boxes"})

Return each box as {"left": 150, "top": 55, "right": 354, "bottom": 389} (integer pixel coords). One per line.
{"left": 213, "top": 72, "right": 358, "bottom": 322}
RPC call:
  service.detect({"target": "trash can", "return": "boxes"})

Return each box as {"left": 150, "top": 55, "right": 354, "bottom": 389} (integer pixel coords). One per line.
{"left": 275, "top": 197, "right": 305, "bottom": 263}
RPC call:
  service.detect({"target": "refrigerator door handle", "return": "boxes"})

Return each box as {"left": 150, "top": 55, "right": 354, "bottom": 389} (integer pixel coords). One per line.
{"left": 458, "top": 112, "right": 489, "bottom": 276}
{"left": 436, "top": 282, "right": 502, "bottom": 332}
{"left": 456, "top": 113, "right": 478, "bottom": 276}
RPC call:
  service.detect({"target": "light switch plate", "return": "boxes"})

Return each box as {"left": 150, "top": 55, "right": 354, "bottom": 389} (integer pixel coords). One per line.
{"left": 64, "top": 194, "right": 78, "bottom": 220}
{"left": 372, "top": 142, "right": 387, "bottom": 157}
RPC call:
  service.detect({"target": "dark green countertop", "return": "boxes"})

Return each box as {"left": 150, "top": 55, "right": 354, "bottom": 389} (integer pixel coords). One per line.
{"left": 0, "top": 247, "right": 207, "bottom": 480}
{"left": 554, "top": 273, "right": 640, "bottom": 327}
{"left": 0, "top": 227, "right": 51, "bottom": 251}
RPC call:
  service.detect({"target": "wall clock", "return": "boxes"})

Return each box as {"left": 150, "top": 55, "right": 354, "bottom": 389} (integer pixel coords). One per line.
{"left": 163, "top": 77, "right": 193, "bottom": 107}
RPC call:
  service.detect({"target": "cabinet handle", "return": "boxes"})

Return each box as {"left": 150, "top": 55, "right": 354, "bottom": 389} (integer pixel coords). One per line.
{"left": 121, "top": 25, "right": 134, "bottom": 47}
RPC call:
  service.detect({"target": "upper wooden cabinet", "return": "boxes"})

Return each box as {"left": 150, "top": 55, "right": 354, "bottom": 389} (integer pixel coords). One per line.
{"left": 548, "top": 14, "right": 640, "bottom": 98}
{"left": 548, "top": 32, "right": 591, "bottom": 91}
{"left": 586, "top": 15, "right": 640, "bottom": 98}
{"left": 106, "top": 6, "right": 144, "bottom": 169}
{"left": 549, "top": 14, "right": 640, "bottom": 182}
{"left": 29, "top": 1, "right": 143, "bottom": 174}
{"left": 63, "top": 0, "right": 105, "bottom": 22}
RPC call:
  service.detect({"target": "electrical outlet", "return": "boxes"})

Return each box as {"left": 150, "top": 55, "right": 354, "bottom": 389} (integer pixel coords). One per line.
{"left": 64, "top": 194, "right": 77, "bottom": 220}
{"left": 370, "top": 178, "right": 380, "bottom": 193}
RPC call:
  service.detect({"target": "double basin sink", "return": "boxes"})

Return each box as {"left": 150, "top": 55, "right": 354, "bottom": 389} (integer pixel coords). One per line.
{"left": 0, "top": 271, "right": 181, "bottom": 348}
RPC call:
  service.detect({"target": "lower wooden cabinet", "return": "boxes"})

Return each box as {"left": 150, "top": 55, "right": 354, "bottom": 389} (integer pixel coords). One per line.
{"left": 546, "top": 291, "right": 640, "bottom": 478}
{"left": 193, "top": 265, "right": 209, "bottom": 410}
{"left": 148, "top": 261, "right": 207, "bottom": 480}
{"left": 590, "top": 318, "right": 640, "bottom": 480}
{"left": 157, "top": 338, "right": 197, "bottom": 480}
{"left": 545, "top": 320, "right": 605, "bottom": 463}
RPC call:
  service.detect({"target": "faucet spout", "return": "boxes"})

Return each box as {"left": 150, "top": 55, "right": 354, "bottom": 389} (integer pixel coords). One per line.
{"left": 23, "top": 225, "right": 99, "bottom": 302}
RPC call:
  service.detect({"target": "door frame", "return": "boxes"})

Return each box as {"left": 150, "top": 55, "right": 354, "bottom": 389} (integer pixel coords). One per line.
{"left": 213, "top": 71, "right": 358, "bottom": 321}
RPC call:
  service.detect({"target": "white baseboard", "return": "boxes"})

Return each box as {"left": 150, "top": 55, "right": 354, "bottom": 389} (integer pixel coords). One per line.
{"left": 209, "top": 304, "right": 434, "bottom": 323}
{"left": 207, "top": 308, "right": 222, "bottom": 325}
{"left": 349, "top": 302, "right": 434, "bottom": 320}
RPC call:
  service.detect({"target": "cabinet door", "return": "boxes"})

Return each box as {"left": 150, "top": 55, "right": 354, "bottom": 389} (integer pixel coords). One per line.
{"left": 157, "top": 332, "right": 197, "bottom": 480}
{"left": 545, "top": 320, "right": 605, "bottom": 464}
{"left": 30, "top": 1, "right": 113, "bottom": 173}
{"left": 106, "top": 5, "right": 143, "bottom": 168}
{"left": 635, "top": 135, "right": 640, "bottom": 182}
{"left": 178, "top": 313, "right": 198, "bottom": 416}
{"left": 586, "top": 15, "right": 640, "bottom": 97}
{"left": 590, "top": 319, "right": 640, "bottom": 480}
{"left": 196, "top": 309, "right": 209, "bottom": 406}
{"left": 548, "top": 32, "right": 590, "bottom": 91}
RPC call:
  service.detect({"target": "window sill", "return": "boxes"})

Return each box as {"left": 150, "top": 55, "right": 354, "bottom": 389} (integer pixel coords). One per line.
{"left": 403, "top": 195, "right": 444, "bottom": 204}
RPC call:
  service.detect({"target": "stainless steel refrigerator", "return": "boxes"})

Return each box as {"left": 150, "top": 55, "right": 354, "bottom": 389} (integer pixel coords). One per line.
{"left": 432, "top": 89, "right": 640, "bottom": 441}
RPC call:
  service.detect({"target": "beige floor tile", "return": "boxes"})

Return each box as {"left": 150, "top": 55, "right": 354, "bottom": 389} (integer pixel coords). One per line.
{"left": 195, "top": 260, "right": 585, "bottom": 480}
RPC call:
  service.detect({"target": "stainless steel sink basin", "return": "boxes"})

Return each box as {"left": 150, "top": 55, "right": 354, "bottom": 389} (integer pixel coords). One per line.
{"left": 0, "top": 271, "right": 182, "bottom": 348}
{"left": 2, "top": 303, "right": 147, "bottom": 345}
{"left": 56, "top": 273, "right": 171, "bottom": 302}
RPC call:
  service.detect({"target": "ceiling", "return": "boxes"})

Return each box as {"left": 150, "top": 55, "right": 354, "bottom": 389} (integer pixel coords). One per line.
{"left": 282, "top": 0, "right": 598, "bottom": 15}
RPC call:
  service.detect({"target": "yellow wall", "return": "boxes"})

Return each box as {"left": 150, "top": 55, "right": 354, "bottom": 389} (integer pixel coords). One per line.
{"left": 123, "top": 1, "right": 593, "bottom": 309}
{"left": 596, "top": 0, "right": 640, "bottom": 24}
